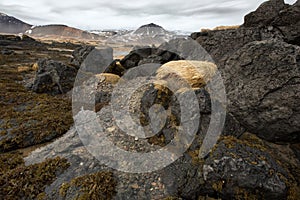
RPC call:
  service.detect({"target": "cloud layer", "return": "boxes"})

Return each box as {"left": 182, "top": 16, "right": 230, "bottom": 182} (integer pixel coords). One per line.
{"left": 0, "top": 0, "right": 297, "bottom": 31}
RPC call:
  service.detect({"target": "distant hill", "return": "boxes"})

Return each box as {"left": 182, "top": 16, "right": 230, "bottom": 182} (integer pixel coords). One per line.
{"left": 0, "top": 12, "right": 102, "bottom": 40}
{"left": 26, "top": 24, "right": 102, "bottom": 40}
{"left": 0, "top": 12, "right": 32, "bottom": 34}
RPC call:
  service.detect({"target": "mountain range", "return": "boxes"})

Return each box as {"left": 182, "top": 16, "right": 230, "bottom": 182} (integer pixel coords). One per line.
{"left": 0, "top": 12, "right": 187, "bottom": 42}
{"left": 0, "top": 12, "right": 102, "bottom": 40}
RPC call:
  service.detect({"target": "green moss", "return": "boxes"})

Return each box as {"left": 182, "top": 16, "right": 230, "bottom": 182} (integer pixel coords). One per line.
{"left": 59, "top": 171, "right": 117, "bottom": 200}
{"left": 0, "top": 156, "right": 70, "bottom": 199}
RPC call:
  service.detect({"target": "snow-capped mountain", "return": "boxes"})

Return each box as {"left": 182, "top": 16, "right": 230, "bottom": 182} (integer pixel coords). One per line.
{"left": 0, "top": 12, "right": 31, "bottom": 34}
{"left": 105, "top": 23, "right": 185, "bottom": 46}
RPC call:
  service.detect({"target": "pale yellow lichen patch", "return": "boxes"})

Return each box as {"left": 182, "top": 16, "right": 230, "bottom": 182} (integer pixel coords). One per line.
{"left": 17, "top": 66, "right": 32, "bottom": 72}
{"left": 95, "top": 73, "right": 120, "bottom": 84}
{"left": 31, "top": 62, "right": 39, "bottom": 71}
{"left": 156, "top": 60, "right": 217, "bottom": 89}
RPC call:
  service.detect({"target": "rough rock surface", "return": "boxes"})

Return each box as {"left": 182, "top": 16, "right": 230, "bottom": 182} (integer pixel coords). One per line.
{"left": 194, "top": 27, "right": 284, "bottom": 64}
{"left": 243, "top": 0, "right": 288, "bottom": 28}
{"left": 31, "top": 59, "right": 77, "bottom": 95}
{"left": 25, "top": 121, "right": 298, "bottom": 199}
{"left": 200, "top": 135, "right": 292, "bottom": 199}
{"left": 242, "top": 0, "right": 300, "bottom": 45}
{"left": 70, "top": 45, "right": 95, "bottom": 69}
{"left": 120, "top": 47, "right": 181, "bottom": 70}
{"left": 223, "top": 40, "right": 300, "bottom": 143}
{"left": 192, "top": 1, "right": 300, "bottom": 64}
{"left": 271, "top": 1, "right": 300, "bottom": 45}
{"left": 72, "top": 73, "right": 120, "bottom": 114}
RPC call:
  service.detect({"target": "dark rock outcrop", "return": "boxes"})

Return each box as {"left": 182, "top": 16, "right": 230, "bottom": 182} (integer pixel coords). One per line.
{"left": 200, "top": 136, "right": 290, "bottom": 199}
{"left": 191, "top": 0, "right": 300, "bottom": 144}
{"left": 194, "top": 27, "right": 284, "bottom": 64}
{"left": 243, "top": 0, "right": 288, "bottom": 27}
{"left": 243, "top": 0, "right": 300, "bottom": 45}
{"left": 223, "top": 40, "right": 300, "bottom": 143}
{"left": 31, "top": 59, "right": 77, "bottom": 95}
{"left": 271, "top": 1, "right": 300, "bottom": 45}
{"left": 119, "top": 46, "right": 182, "bottom": 70}
{"left": 70, "top": 45, "right": 95, "bottom": 69}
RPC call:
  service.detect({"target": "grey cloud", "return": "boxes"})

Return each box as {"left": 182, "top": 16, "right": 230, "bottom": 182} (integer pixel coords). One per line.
{"left": 0, "top": 0, "right": 271, "bottom": 31}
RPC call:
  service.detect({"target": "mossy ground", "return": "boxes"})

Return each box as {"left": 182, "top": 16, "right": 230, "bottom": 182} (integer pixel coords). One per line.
{"left": 0, "top": 35, "right": 78, "bottom": 152}
{"left": 0, "top": 152, "right": 70, "bottom": 199}
{"left": 59, "top": 171, "right": 117, "bottom": 200}
{"left": 0, "top": 35, "right": 77, "bottom": 199}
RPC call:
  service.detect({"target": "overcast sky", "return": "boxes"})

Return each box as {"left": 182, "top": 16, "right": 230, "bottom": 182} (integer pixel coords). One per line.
{"left": 0, "top": 0, "right": 297, "bottom": 32}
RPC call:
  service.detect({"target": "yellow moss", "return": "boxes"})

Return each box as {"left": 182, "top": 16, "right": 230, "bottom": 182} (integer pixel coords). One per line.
{"left": 59, "top": 182, "right": 71, "bottom": 197}
{"left": 212, "top": 181, "right": 224, "bottom": 193}
{"left": 0, "top": 151, "right": 24, "bottom": 175}
{"left": 148, "top": 134, "right": 166, "bottom": 147}
{"left": 287, "top": 184, "right": 300, "bottom": 200}
{"left": 36, "top": 192, "right": 46, "bottom": 200}
{"left": 234, "top": 187, "right": 257, "bottom": 200}
{"left": 187, "top": 149, "right": 205, "bottom": 165}
{"left": 0, "top": 156, "right": 70, "bottom": 199}
{"left": 59, "top": 171, "right": 116, "bottom": 200}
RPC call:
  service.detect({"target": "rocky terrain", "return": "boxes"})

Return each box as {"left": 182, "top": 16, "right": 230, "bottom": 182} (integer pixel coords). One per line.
{"left": 0, "top": 0, "right": 300, "bottom": 199}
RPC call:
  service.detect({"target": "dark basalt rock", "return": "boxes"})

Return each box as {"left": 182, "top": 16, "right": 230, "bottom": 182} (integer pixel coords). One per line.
{"left": 119, "top": 47, "right": 182, "bottom": 70}
{"left": 271, "top": 1, "right": 300, "bottom": 45}
{"left": 243, "top": 0, "right": 288, "bottom": 28}
{"left": 200, "top": 136, "right": 290, "bottom": 199}
{"left": 70, "top": 45, "right": 95, "bottom": 69}
{"left": 140, "top": 84, "right": 244, "bottom": 142}
{"left": 31, "top": 59, "right": 77, "bottom": 95}
{"left": 194, "top": 27, "right": 284, "bottom": 65}
{"left": 223, "top": 40, "right": 300, "bottom": 143}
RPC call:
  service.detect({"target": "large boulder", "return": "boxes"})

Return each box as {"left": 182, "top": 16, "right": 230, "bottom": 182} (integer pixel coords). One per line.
{"left": 120, "top": 47, "right": 182, "bottom": 70}
{"left": 271, "top": 1, "right": 300, "bottom": 45}
{"left": 243, "top": 0, "right": 288, "bottom": 27}
{"left": 223, "top": 40, "right": 300, "bottom": 143}
{"left": 194, "top": 27, "right": 284, "bottom": 64}
{"left": 31, "top": 59, "right": 77, "bottom": 95}
{"left": 156, "top": 60, "right": 217, "bottom": 88}
{"left": 199, "top": 135, "right": 292, "bottom": 199}
{"left": 192, "top": 1, "right": 300, "bottom": 65}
